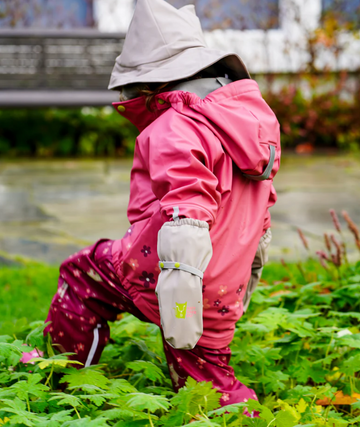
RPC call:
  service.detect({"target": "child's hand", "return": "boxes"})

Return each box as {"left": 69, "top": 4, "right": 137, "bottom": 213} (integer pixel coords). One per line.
{"left": 156, "top": 217, "right": 212, "bottom": 349}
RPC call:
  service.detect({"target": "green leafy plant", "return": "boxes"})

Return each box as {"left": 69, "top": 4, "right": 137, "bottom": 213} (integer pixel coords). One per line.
{"left": 0, "top": 108, "right": 138, "bottom": 158}
{"left": 1, "top": 212, "right": 360, "bottom": 425}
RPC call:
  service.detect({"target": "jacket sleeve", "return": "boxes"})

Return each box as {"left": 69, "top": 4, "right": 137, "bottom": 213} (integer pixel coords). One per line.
{"left": 145, "top": 114, "right": 222, "bottom": 227}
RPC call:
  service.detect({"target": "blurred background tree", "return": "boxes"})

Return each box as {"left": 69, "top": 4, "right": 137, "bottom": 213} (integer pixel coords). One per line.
{"left": 167, "top": 0, "right": 280, "bottom": 30}
{"left": 0, "top": 0, "right": 94, "bottom": 28}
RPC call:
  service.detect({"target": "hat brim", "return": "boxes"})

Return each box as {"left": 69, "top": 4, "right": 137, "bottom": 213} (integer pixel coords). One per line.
{"left": 108, "top": 46, "right": 250, "bottom": 90}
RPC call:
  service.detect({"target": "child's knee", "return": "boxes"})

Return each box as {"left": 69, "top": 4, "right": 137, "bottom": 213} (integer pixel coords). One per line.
{"left": 45, "top": 302, "right": 109, "bottom": 365}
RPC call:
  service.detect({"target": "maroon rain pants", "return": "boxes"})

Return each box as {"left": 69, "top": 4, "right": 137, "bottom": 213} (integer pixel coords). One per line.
{"left": 45, "top": 239, "right": 258, "bottom": 407}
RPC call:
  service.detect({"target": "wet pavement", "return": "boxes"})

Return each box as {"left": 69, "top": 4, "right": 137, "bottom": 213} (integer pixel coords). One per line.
{"left": 0, "top": 154, "right": 360, "bottom": 265}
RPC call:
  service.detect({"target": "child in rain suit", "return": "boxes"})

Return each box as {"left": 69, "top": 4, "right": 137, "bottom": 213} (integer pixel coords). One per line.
{"left": 45, "top": 0, "right": 280, "bottom": 407}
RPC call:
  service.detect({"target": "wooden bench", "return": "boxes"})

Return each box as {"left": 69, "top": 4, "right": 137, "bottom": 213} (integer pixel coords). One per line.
{"left": 0, "top": 29, "right": 125, "bottom": 106}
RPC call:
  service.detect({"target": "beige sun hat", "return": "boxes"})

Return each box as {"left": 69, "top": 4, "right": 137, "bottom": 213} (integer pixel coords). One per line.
{"left": 108, "top": 0, "right": 250, "bottom": 90}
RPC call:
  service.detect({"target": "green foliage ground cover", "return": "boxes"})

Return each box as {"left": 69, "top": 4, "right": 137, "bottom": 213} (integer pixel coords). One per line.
{"left": 0, "top": 241, "right": 360, "bottom": 425}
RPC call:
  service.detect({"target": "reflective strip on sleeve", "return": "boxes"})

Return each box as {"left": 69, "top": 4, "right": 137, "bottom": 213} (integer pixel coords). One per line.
{"left": 243, "top": 145, "right": 276, "bottom": 181}
{"left": 159, "top": 261, "right": 204, "bottom": 279}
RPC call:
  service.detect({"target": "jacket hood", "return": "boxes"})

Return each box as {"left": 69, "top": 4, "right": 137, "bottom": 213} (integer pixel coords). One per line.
{"left": 113, "top": 79, "right": 280, "bottom": 180}
{"left": 108, "top": 0, "right": 249, "bottom": 89}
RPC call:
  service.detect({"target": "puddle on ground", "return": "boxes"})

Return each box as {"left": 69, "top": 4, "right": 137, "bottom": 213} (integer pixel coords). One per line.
{"left": 0, "top": 155, "right": 359, "bottom": 264}
{"left": 0, "top": 187, "right": 53, "bottom": 222}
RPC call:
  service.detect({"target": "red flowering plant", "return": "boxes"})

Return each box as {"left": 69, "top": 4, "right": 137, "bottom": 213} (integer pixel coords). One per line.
{"left": 263, "top": 9, "right": 360, "bottom": 152}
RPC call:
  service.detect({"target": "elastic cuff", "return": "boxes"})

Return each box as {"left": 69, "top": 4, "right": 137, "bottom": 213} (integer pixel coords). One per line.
{"left": 162, "top": 218, "right": 209, "bottom": 229}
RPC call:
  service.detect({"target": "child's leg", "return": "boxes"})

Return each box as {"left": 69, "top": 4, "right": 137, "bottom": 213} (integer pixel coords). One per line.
{"left": 243, "top": 228, "right": 272, "bottom": 312}
{"left": 45, "top": 239, "right": 149, "bottom": 366}
{"left": 163, "top": 340, "right": 258, "bottom": 406}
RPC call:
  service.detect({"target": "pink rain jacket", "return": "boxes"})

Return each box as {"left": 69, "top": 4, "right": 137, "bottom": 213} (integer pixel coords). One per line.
{"left": 112, "top": 79, "right": 280, "bottom": 349}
